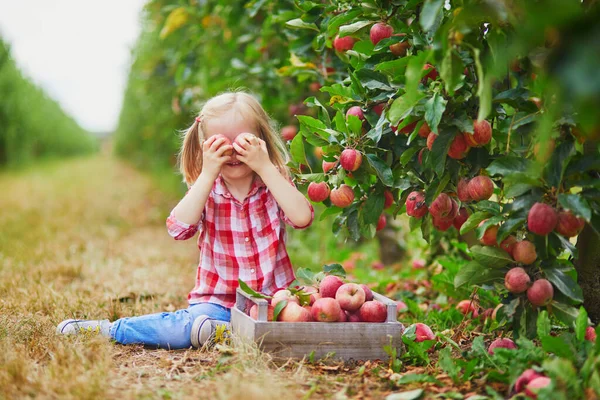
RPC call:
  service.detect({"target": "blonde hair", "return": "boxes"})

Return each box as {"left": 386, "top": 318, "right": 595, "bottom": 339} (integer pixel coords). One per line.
{"left": 178, "top": 91, "right": 290, "bottom": 186}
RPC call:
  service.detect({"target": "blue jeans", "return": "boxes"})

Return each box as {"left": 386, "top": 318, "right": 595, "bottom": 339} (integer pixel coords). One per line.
{"left": 109, "top": 302, "right": 231, "bottom": 349}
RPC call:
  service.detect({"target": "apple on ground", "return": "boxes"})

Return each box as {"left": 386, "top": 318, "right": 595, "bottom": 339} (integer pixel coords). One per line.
{"left": 414, "top": 323, "right": 435, "bottom": 342}
{"left": 487, "top": 338, "right": 517, "bottom": 355}
{"left": 456, "top": 299, "right": 479, "bottom": 317}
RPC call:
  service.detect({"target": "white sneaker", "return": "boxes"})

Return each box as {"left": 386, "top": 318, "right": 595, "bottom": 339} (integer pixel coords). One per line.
{"left": 190, "top": 315, "right": 231, "bottom": 348}
{"left": 56, "top": 319, "right": 111, "bottom": 337}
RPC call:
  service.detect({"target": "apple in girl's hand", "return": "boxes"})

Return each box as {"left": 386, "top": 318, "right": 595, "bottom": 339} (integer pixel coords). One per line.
{"left": 212, "top": 134, "right": 233, "bottom": 156}
{"left": 234, "top": 132, "right": 257, "bottom": 148}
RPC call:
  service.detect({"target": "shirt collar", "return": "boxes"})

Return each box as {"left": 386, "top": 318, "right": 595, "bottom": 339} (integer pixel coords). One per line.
{"left": 213, "top": 175, "right": 266, "bottom": 200}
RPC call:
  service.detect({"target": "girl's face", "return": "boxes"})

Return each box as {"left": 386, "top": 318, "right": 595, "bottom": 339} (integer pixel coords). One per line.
{"left": 204, "top": 111, "right": 258, "bottom": 183}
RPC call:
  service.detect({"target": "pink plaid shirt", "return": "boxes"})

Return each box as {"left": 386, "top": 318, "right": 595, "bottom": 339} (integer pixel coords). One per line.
{"left": 166, "top": 175, "right": 314, "bottom": 308}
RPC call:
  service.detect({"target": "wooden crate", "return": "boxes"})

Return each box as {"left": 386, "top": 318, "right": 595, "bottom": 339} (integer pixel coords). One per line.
{"left": 231, "top": 287, "right": 404, "bottom": 361}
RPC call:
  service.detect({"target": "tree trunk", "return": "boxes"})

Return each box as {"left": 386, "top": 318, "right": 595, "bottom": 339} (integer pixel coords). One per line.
{"left": 576, "top": 224, "right": 600, "bottom": 323}
{"left": 376, "top": 215, "right": 406, "bottom": 265}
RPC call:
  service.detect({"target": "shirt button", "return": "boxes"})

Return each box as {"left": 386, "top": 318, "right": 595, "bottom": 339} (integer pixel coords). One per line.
{"left": 245, "top": 237, "right": 249, "bottom": 242}
{"left": 250, "top": 268, "right": 255, "bottom": 273}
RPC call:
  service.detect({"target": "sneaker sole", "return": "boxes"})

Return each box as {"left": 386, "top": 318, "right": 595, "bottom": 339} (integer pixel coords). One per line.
{"left": 190, "top": 315, "right": 212, "bottom": 348}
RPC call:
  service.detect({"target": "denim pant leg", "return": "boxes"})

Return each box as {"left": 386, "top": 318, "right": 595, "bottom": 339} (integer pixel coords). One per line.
{"left": 109, "top": 302, "right": 231, "bottom": 349}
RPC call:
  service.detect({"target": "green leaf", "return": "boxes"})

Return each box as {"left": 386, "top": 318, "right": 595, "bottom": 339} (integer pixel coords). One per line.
{"left": 400, "top": 147, "right": 419, "bottom": 166}
{"left": 576, "top": 306, "right": 588, "bottom": 342}
{"left": 363, "top": 192, "right": 385, "bottom": 224}
{"left": 323, "top": 263, "right": 346, "bottom": 278}
{"left": 469, "top": 245, "right": 513, "bottom": 268}
{"left": 552, "top": 301, "right": 580, "bottom": 328}
{"left": 496, "top": 216, "right": 526, "bottom": 243}
{"left": 454, "top": 261, "right": 505, "bottom": 288}
{"left": 326, "top": 9, "right": 362, "bottom": 37}
{"left": 541, "top": 335, "right": 576, "bottom": 361}
{"left": 547, "top": 141, "right": 575, "bottom": 188}
{"left": 273, "top": 299, "right": 288, "bottom": 321}
{"left": 558, "top": 194, "right": 592, "bottom": 222}
{"left": 297, "top": 115, "right": 327, "bottom": 130}
{"left": 544, "top": 267, "right": 584, "bottom": 303}
{"left": 419, "top": 0, "right": 443, "bottom": 32}
{"left": 437, "top": 347, "right": 459, "bottom": 384}
{"left": 388, "top": 93, "right": 425, "bottom": 126}
{"left": 424, "top": 174, "right": 451, "bottom": 205}
{"left": 473, "top": 48, "right": 492, "bottom": 121}
{"left": 366, "top": 154, "right": 393, "bottom": 186}
{"left": 285, "top": 18, "right": 319, "bottom": 31}
{"left": 430, "top": 130, "right": 455, "bottom": 176}
{"left": 537, "top": 310, "right": 551, "bottom": 338}
{"left": 295, "top": 268, "right": 316, "bottom": 285}
{"left": 487, "top": 157, "right": 533, "bottom": 176}
{"left": 290, "top": 131, "right": 306, "bottom": 165}
{"left": 424, "top": 93, "right": 447, "bottom": 135}
{"left": 238, "top": 279, "right": 270, "bottom": 299}
{"left": 440, "top": 49, "right": 464, "bottom": 95}
{"left": 459, "top": 212, "right": 491, "bottom": 235}
{"left": 339, "top": 20, "right": 372, "bottom": 36}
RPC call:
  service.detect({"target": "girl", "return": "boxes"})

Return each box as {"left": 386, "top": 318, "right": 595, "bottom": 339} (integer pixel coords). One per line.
{"left": 57, "top": 91, "right": 314, "bottom": 349}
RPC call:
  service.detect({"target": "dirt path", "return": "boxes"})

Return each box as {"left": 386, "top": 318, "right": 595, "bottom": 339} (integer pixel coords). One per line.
{"left": 0, "top": 152, "right": 394, "bottom": 399}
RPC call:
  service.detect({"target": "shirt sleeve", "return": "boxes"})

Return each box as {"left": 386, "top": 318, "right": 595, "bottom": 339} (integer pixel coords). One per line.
{"left": 278, "top": 179, "right": 315, "bottom": 230}
{"left": 166, "top": 210, "right": 203, "bottom": 240}
{"left": 165, "top": 186, "right": 204, "bottom": 240}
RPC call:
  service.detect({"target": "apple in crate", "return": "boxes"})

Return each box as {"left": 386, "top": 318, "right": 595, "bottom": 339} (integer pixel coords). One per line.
{"left": 278, "top": 302, "right": 312, "bottom": 322}
{"left": 271, "top": 289, "right": 299, "bottom": 308}
{"left": 335, "top": 283, "right": 366, "bottom": 312}
{"left": 311, "top": 298, "right": 342, "bottom": 322}
{"left": 249, "top": 304, "right": 275, "bottom": 321}
{"left": 358, "top": 300, "right": 387, "bottom": 322}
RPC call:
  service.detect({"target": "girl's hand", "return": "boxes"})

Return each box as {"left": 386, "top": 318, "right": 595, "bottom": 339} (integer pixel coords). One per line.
{"left": 201, "top": 135, "right": 233, "bottom": 180}
{"left": 233, "top": 133, "right": 272, "bottom": 176}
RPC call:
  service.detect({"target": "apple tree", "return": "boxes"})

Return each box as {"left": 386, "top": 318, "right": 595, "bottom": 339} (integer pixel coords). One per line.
{"left": 254, "top": 0, "right": 600, "bottom": 337}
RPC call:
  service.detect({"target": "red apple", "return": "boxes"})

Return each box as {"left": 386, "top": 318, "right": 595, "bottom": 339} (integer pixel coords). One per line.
{"left": 513, "top": 240, "right": 537, "bottom": 265}
{"left": 373, "top": 103, "right": 385, "bottom": 116}
{"left": 396, "top": 300, "right": 408, "bottom": 314}
{"left": 281, "top": 125, "right": 298, "bottom": 141}
{"left": 360, "top": 284, "right": 374, "bottom": 301}
{"left": 457, "top": 178, "right": 471, "bottom": 202}
{"left": 311, "top": 297, "right": 342, "bottom": 322}
{"left": 358, "top": 300, "right": 387, "bottom": 322}
{"left": 515, "top": 369, "right": 545, "bottom": 393}
{"left": 453, "top": 207, "right": 469, "bottom": 230}
{"left": 468, "top": 176, "right": 494, "bottom": 201}
{"left": 319, "top": 275, "right": 345, "bottom": 298}
{"left": 330, "top": 185, "right": 355, "bottom": 208}
{"left": 340, "top": 148, "right": 362, "bottom": 171}
{"left": 487, "top": 338, "right": 517, "bottom": 354}
{"left": 422, "top": 63, "right": 439, "bottom": 81}
{"left": 346, "top": 106, "right": 364, "bottom": 120}
{"left": 376, "top": 214, "right": 387, "bottom": 231}
{"left": 278, "top": 301, "right": 312, "bottom": 322}
{"left": 335, "top": 283, "right": 366, "bottom": 312}
{"left": 456, "top": 299, "right": 479, "bottom": 317}
{"left": 528, "top": 203, "right": 558, "bottom": 235}
{"left": 464, "top": 120, "right": 492, "bottom": 147}
{"left": 525, "top": 377, "right": 552, "bottom": 399}
{"left": 418, "top": 122, "right": 431, "bottom": 138}
{"left": 370, "top": 22, "right": 393, "bottom": 45}
{"left": 383, "top": 190, "right": 394, "bottom": 209}
{"left": 333, "top": 35, "right": 356, "bottom": 52}
{"left": 307, "top": 181, "right": 330, "bottom": 203}
{"left": 213, "top": 134, "right": 234, "bottom": 156}
{"left": 555, "top": 210, "right": 585, "bottom": 237}
{"left": 527, "top": 279, "right": 554, "bottom": 307}
{"left": 346, "top": 310, "right": 362, "bottom": 322}
{"left": 447, "top": 134, "right": 470, "bottom": 159}
{"left": 271, "top": 289, "right": 300, "bottom": 308}
{"left": 479, "top": 221, "right": 499, "bottom": 246}
{"left": 430, "top": 193, "right": 455, "bottom": 220}
{"left": 504, "top": 267, "right": 531, "bottom": 294}
{"left": 500, "top": 235, "right": 518, "bottom": 257}
{"left": 406, "top": 191, "right": 428, "bottom": 218}
{"left": 426, "top": 132, "right": 437, "bottom": 150}
{"left": 249, "top": 304, "right": 275, "bottom": 321}
{"left": 414, "top": 323, "right": 435, "bottom": 342}
{"left": 586, "top": 326, "right": 597, "bottom": 342}
{"left": 322, "top": 159, "right": 337, "bottom": 173}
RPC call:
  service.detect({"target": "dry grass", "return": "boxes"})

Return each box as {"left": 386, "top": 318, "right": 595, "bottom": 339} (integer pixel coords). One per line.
{"left": 0, "top": 150, "right": 402, "bottom": 399}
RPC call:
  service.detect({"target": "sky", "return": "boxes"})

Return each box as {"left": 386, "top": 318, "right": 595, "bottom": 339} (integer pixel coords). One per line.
{"left": 0, "top": 0, "right": 147, "bottom": 133}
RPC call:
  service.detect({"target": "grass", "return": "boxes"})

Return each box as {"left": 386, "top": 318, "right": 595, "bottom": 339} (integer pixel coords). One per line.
{"left": 0, "top": 147, "right": 406, "bottom": 399}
